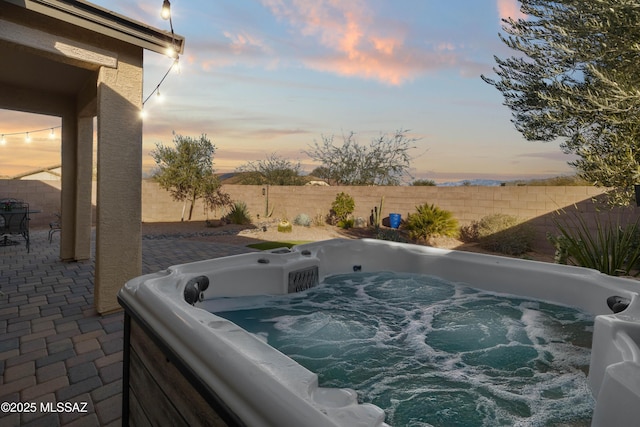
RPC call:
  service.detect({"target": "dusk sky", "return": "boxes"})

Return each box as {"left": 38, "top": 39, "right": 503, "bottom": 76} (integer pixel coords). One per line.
{"left": 0, "top": 0, "right": 578, "bottom": 182}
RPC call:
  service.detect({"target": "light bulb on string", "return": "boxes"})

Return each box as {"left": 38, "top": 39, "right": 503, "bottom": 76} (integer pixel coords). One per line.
{"left": 25, "top": 132, "right": 31, "bottom": 143}
{"left": 1, "top": 135, "right": 5, "bottom": 145}
{"left": 156, "top": 89, "right": 163, "bottom": 103}
{"left": 161, "top": 0, "right": 171, "bottom": 20}
{"left": 49, "top": 128, "right": 55, "bottom": 139}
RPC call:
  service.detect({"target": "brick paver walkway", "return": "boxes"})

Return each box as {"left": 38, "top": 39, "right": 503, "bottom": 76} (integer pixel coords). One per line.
{"left": 0, "top": 229, "right": 255, "bottom": 426}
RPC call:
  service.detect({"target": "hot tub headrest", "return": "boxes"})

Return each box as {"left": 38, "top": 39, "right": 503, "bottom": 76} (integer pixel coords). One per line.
{"left": 184, "top": 276, "right": 210, "bottom": 305}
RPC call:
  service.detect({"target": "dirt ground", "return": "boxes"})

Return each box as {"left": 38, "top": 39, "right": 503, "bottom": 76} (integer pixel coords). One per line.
{"left": 140, "top": 219, "right": 557, "bottom": 263}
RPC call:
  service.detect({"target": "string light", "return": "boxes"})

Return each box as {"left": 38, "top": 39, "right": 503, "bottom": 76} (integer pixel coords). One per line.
{"left": 139, "top": 1, "right": 181, "bottom": 119}
{"left": 161, "top": 0, "right": 171, "bottom": 20}
{"left": 3, "top": 2, "right": 180, "bottom": 135}
{"left": 0, "top": 126, "right": 62, "bottom": 146}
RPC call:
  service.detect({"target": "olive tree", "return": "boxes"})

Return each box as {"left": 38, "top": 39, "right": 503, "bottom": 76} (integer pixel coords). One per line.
{"left": 482, "top": 0, "right": 640, "bottom": 205}
{"left": 151, "top": 133, "right": 228, "bottom": 220}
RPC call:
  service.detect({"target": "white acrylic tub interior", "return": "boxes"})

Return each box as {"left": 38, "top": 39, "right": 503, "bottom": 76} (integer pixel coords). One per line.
{"left": 119, "top": 238, "right": 640, "bottom": 426}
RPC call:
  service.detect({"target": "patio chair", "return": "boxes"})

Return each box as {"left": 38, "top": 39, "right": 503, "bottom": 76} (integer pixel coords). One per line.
{"left": 49, "top": 212, "right": 61, "bottom": 243}
{"left": 0, "top": 199, "right": 31, "bottom": 253}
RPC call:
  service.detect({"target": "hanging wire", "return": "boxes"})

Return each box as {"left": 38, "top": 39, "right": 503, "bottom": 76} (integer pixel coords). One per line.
{"left": 142, "top": 58, "right": 179, "bottom": 106}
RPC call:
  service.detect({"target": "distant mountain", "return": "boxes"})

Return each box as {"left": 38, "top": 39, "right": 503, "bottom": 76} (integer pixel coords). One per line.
{"left": 437, "top": 179, "right": 508, "bottom": 187}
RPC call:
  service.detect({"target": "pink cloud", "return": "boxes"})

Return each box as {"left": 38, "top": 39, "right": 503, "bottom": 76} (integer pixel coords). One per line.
{"left": 259, "top": 0, "right": 429, "bottom": 85}
{"left": 496, "top": 0, "right": 527, "bottom": 21}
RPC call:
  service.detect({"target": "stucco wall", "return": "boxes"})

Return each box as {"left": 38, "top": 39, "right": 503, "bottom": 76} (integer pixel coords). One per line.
{"left": 139, "top": 182, "right": 633, "bottom": 252}
{"left": 140, "top": 181, "right": 609, "bottom": 224}
{"left": 6, "top": 179, "right": 637, "bottom": 253}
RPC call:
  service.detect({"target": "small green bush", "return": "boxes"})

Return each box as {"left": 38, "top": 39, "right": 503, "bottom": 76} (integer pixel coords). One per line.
{"left": 337, "top": 218, "right": 355, "bottom": 229}
{"left": 224, "top": 201, "right": 252, "bottom": 225}
{"left": 294, "top": 213, "right": 312, "bottom": 227}
{"left": 330, "top": 192, "right": 355, "bottom": 228}
{"left": 375, "top": 228, "right": 409, "bottom": 243}
{"left": 471, "top": 214, "right": 534, "bottom": 255}
{"left": 402, "top": 203, "right": 459, "bottom": 242}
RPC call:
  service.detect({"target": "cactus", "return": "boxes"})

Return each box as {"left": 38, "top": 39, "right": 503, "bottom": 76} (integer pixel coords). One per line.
{"left": 370, "top": 196, "right": 385, "bottom": 229}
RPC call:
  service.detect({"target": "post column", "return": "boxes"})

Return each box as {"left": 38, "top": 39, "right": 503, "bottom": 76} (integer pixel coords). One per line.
{"left": 94, "top": 45, "right": 143, "bottom": 314}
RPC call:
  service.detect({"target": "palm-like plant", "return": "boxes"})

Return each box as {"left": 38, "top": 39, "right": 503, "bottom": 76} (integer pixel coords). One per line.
{"left": 402, "top": 203, "right": 459, "bottom": 242}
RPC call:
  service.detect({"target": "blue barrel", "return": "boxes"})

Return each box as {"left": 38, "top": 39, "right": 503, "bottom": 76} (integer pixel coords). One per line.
{"left": 389, "top": 213, "right": 401, "bottom": 229}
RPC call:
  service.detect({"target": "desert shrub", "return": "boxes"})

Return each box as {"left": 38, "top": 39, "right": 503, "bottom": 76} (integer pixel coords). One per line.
{"left": 375, "top": 228, "right": 409, "bottom": 243}
{"left": 402, "top": 203, "right": 459, "bottom": 242}
{"left": 459, "top": 222, "right": 479, "bottom": 242}
{"left": 337, "top": 218, "right": 355, "bottom": 229}
{"left": 473, "top": 214, "right": 534, "bottom": 255}
{"left": 330, "top": 192, "right": 355, "bottom": 228}
{"left": 313, "top": 212, "right": 325, "bottom": 227}
{"left": 294, "top": 213, "right": 312, "bottom": 227}
{"left": 548, "top": 210, "right": 640, "bottom": 276}
{"left": 224, "top": 201, "right": 252, "bottom": 225}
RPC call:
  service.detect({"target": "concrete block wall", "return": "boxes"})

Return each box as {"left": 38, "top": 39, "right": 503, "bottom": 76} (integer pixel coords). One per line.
{"left": 7, "top": 178, "right": 639, "bottom": 254}
{"left": 141, "top": 181, "right": 612, "bottom": 225}
{"left": 139, "top": 182, "right": 622, "bottom": 253}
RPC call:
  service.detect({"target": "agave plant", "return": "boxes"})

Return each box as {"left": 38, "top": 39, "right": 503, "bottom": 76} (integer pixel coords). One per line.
{"left": 550, "top": 209, "right": 640, "bottom": 276}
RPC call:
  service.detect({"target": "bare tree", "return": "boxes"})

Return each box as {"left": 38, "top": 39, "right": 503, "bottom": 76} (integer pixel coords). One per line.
{"left": 305, "top": 130, "right": 418, "bottom": 185}
{"left": 236, "top": 153, "right": 305, "bottom": 185}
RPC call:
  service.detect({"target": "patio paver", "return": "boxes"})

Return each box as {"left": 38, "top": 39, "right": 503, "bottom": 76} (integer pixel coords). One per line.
{"left": 0, "top": 229, "right": 255, "bottom": 426}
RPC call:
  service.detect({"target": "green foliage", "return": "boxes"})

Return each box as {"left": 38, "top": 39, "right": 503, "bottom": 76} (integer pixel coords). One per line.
{"left": 294, "top": 213, "right": 312, "bottom": 227}
{"left": 402, "top": 203, "right": 459, "bottom": 242}
{"left": 337, "top": 218, "right": 355, "bottom": 229}
{"left": 224, "top": 201, "right": 252, "bottom": 225}
{"left": 375, "top": 228, "right": 408, "bottom": 243}
{"left": 330, "top": 192, "right": 355, "bottom": 227}
{"left": 482, "top": 0, "right": 640, "bottom": 206}
{"left": 151, "top": 133, "right": 222, "bottom": 221}
{"left": 277, "top": 220, "right": 293, "bottom": 233}
{"left": 202, "top": 188, "right": 232, "bottom": 218}
{"left": 467, "top": 214, "right": 535, "bottom": 256}
{"left": 305, "top": 130, "right": 417, "bottom": 185}
{"left": 411, "top": 179, "right": 437, "bottom": 186}
{"left": 236, "top": 153, "right": 305, "bottom": 185}
{"left": 548, "top": 210, "right": 640, "bottom": 276}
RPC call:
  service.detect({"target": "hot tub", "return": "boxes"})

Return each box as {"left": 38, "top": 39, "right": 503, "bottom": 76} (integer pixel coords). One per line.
{"left": 118, "top": 238, "right": 640, "bottom": 426}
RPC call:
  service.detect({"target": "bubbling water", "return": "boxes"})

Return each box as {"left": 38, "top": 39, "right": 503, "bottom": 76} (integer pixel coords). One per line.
{"left": 207, "top": 272, "right": 594, "bottom": 426}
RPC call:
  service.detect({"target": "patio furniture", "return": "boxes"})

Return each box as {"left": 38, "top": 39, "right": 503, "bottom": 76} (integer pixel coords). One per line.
{"left": 0, "top": 199, "right": 36, "bottom": 253}
{"left": 49, "top": 212, "right": 61, "bottom": 243}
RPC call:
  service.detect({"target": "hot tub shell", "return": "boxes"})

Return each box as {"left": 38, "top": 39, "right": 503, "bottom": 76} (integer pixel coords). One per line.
{"left": 118, "top": 238, "right": 640, "bottom": 426}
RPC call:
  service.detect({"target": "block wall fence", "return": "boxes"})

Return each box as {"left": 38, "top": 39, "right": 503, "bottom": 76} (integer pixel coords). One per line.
{"left": 3, "top": 179, "right": 639, "bottom": 252}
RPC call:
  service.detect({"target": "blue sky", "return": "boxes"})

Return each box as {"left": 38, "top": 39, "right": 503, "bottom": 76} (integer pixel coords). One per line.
{"left": 0, "top": 0, "right": 577, "bottom": 181}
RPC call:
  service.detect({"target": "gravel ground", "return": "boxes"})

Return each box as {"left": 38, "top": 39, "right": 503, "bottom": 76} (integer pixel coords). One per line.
{"left": 141, "top": 219, "right": 349, "bottom": 246}
{"left": 139, "top": 219, "right": 557, "bottom": 262}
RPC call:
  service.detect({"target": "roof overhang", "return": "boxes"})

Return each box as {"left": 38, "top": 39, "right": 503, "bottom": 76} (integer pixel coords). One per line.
{"left": 3, "top": 0, "right": 185, "bottom": 58}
